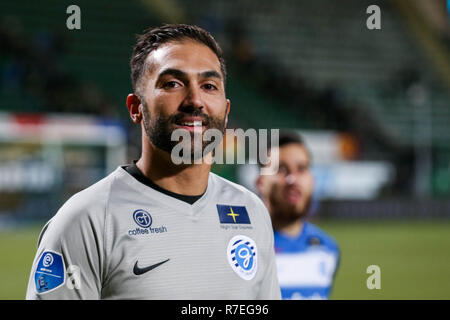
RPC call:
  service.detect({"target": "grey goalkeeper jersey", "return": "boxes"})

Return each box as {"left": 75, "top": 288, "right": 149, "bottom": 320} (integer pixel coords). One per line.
{"left": 26, "top": 166, "right": 281, "bottom": 299}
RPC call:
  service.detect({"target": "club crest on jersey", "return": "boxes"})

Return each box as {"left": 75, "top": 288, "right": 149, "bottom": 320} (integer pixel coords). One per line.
{"left": 227, "top": 235, "right": 257, "bottom": 280}
{"left": 128, "top": 209, "right": 168, "bottom": 236}
{"left": 34, "top": 250, "right": 65, "bottom": 294}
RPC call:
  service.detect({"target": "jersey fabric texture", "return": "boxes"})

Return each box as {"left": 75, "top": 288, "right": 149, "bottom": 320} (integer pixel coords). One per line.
{"left": 26, "top": 166, "right": 281, "bottom": 300}
{"left": 274, "top": 222, "right": 340, "bottom": 300}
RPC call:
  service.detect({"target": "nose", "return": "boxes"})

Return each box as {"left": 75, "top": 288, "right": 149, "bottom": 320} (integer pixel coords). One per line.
{"left": 180, "top": 83, "right": 203, "bottom": 111}
{"left": 285, "top": 174, "right": 296, "bottom": 185}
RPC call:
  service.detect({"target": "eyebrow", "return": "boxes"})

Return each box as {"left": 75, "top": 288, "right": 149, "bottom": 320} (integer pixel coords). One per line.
{"left": 158, "top": 68, "right": 186, "bottom": 79}
{"left": 157, "top": 68, "right": 222, "bottom": 81}
{"left": 200, "top": 70, "right": 222, "bottom": 80}
{"left": 278, "top": 161, "right": 310, "bottom": 169}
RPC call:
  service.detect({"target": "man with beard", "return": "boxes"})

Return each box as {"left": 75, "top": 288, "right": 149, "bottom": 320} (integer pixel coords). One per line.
{"left": 256, "top": 131, "right": 340, "bottom": 300}
{"left": 26, "top": 24, "right": 281, "bottom": 299}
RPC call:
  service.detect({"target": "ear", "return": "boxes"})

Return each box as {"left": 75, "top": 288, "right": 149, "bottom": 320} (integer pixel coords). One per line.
{"left": 255, "top": 175, "right": 272, "bottom": 213}
{"left": 126, "top": 94, "right": 143, "bottom": 124}
{"left": 309, "top": 170, "right": 316, "bottom": 190}
{"left": 256, "top": 173, "right": 275, "bottom": 199}
{"left": 255, "top": 175, "right": 264, "bottom": 194}
{"left": 224, "top": 99, "right": 231, "bottom": 128}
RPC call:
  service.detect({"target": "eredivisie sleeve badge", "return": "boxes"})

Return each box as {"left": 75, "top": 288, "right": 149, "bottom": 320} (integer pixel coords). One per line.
{"left": 34, "top": 250, "right": 65, "bottom": 294}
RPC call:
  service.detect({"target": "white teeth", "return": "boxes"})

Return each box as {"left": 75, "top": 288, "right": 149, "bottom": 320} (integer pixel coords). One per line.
{"left": 181, "top": 121, "right": 202, "bottom": 126}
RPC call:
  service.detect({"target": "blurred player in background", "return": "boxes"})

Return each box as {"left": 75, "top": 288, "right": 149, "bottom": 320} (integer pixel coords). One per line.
{"left": 26, "top": 24, "right": 280, "bottom": 300}
{"left": 256, "top": 131, "right": 340, "bottom": 300}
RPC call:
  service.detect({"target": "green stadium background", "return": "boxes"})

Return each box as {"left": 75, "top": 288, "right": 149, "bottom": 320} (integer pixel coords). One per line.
{"left": 1, "top": 0, "right": 449, "bottom": 299}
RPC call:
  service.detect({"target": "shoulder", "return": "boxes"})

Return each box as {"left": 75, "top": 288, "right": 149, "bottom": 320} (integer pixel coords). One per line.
{"left": 38, "top": 168, "right": 121, "bottom": 244}
{"left": 59, "top": 168, "right": 119, "bottom": 218}
{"left": 210, "top": 173, "right": 268, "bottom": 210}
{"left": 304, "top": 222, "right": 340, "bottom": 252}
{"left": 210, "top": 173, "right": 272, "bottom": 225}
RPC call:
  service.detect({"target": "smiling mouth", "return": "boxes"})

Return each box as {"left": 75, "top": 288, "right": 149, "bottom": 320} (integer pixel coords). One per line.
{"left": 284, "top": 188, "right": 301, "bottom": 204}
{"left": 173, "top": 117, "right": 208, "bottom": 131}
{"left": 177, "top": 120, "right": 203, "bottom": 127}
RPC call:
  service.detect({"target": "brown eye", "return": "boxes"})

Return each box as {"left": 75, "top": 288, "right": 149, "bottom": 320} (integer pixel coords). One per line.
{"left": 278, "top": 166, "right": 288, "bottom": 176}
{"left": 163, "top": 81, "right": 182, "bottom": 89}
{"left": 297, "top": 165, "right": 309, "bottom": 174}
{"left": 203, "top": 83, "right": 217, "bottom": 90}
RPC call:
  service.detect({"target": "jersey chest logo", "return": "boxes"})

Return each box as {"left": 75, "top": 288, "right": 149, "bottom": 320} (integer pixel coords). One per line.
{"left": 128, "top": 209, "right": 168, "bottom": 236}
{"left": 227, "top": 235, "right": 258, "bottom": 280}
{"left": 133, "top": 259, "right": 170, "bottom": 275}
{"left": 216, "top": 205, "right": 251, "bottom": 224}
{"left": 217, "top": 205, "right": 253, "bottom": 231}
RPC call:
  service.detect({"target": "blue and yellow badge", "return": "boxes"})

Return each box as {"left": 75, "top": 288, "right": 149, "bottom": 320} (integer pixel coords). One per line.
{"left": 216, "top": 205, "right": 251, "bottom": 224}
{"left": 34, "top": 250, "right": 65, "bottom": 294}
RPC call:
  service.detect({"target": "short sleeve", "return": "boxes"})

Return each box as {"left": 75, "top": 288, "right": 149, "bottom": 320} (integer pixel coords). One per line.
{"left": 254, "top": 197, "right": 281, "bottom": 300}
{"left": 25, "top": 194, "right": 105, "bottom": 300}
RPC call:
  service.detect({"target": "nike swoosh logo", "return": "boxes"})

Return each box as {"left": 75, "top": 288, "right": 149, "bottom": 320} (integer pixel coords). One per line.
{"left": 133, "top": 259, "right": 170, "bottom": 275}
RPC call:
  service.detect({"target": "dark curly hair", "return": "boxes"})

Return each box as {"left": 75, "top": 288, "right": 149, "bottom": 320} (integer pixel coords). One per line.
{"left": 130, "top": 24, "right": 226, "bottom": 95}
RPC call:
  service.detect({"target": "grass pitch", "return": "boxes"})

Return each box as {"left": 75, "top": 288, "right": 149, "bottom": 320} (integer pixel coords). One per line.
{"left": 0, "top": 220, "right": 449, "bottom": 299}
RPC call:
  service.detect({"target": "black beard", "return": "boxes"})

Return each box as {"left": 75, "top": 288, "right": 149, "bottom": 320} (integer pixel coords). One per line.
{"left": 141, "top": 103, "right": 227, "bottom": 159}
{"left": 270, "top": 191, "right": 313, "bottom": 222}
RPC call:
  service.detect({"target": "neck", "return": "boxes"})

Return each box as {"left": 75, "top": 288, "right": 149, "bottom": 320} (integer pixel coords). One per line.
{"left": 272, "top": 217, "right": 305, "bottom": 237}
{"left": 137, "top": 140, "right": 210, "bottom": 196}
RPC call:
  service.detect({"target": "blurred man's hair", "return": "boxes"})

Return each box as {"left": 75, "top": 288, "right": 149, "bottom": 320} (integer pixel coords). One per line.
{"left": 259, "top": 130, "right": 311, "bottom": 168}
{"left": 278, "top": 131, "right": 305, "bottom": 148}
{"left": 130, "top": 24, "right": 227, "bottom": 95}
{"left": 279, "top": 130, "right": 311, "bottom": 159}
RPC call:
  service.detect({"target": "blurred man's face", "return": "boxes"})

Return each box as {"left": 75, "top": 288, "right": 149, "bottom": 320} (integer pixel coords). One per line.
{"left": 264, "top": 144, "right": 314, "bottom": 221}
{"left": 138, "top": 39, "right": 230, "bottom": 156}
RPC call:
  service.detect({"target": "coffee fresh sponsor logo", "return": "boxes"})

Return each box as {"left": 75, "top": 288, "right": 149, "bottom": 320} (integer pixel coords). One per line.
{"left": 128, "top": 209, "right": 168, "bottom": 236}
